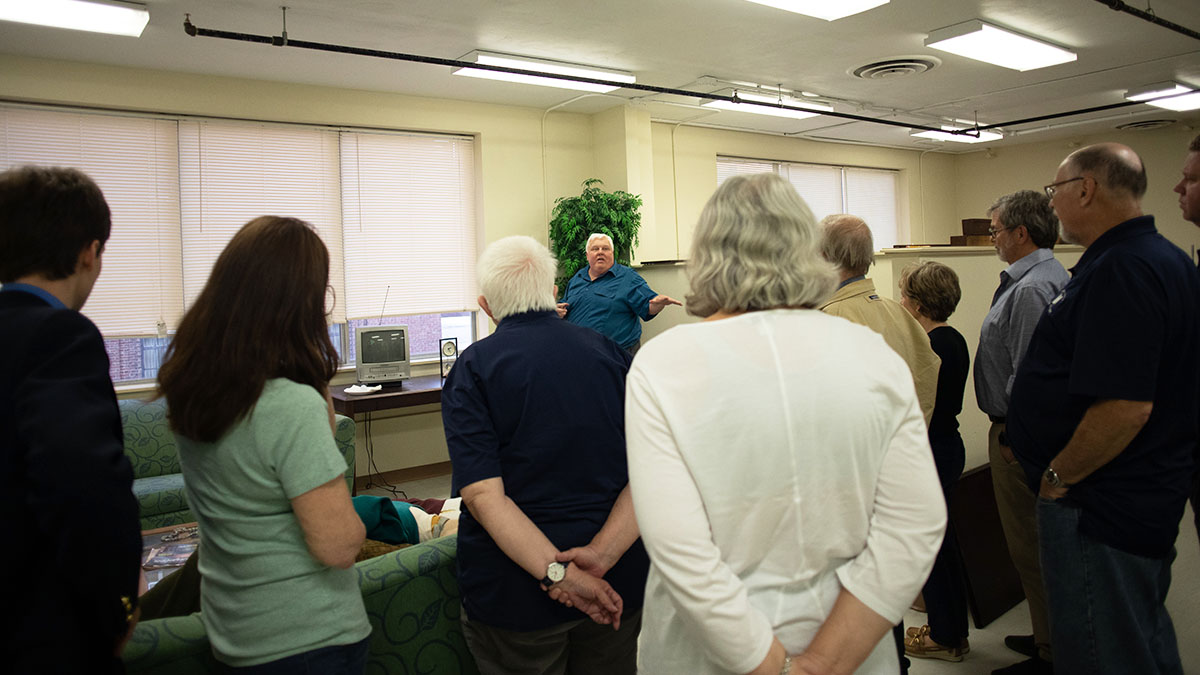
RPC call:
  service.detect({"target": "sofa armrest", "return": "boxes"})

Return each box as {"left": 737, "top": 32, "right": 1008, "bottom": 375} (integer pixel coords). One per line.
{"left": 356, "top": 535, "right": 478, "bottom": 674}
{"left": 123, "top": 613, "right": 219, "bottom": 674}
{"left": 334, "top": 413, "right": 355, "bottom": 492}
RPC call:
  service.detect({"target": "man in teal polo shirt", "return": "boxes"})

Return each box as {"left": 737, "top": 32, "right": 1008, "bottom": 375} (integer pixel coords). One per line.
{"left": 556, "top": 233, "right": 680, "bottom": 353}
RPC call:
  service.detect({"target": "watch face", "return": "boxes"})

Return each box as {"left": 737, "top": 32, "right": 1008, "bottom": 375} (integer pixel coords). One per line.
{"left": 441, "top": 340, "right": 457, "bottom": 357}
{"left": 547, "top": 562, "right": 566, "bottom": 583}
{"left": 441, "top": 360, "right": 453, "bottom": 377}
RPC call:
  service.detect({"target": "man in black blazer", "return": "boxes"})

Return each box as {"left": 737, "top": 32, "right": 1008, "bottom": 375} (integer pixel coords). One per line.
{"left": 0, "top": 166, "right": 142, "bottom": 673}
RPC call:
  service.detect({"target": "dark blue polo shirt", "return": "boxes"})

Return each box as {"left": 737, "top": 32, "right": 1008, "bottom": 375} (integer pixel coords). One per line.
{"left": 563, "top": 263, "right": 658, "bottom": 350}
{"left": 442, "top": 310, "right": 649, "bottom": 630}
{"left": 1008, "top": 216, "right": 1200, "bottom": 558}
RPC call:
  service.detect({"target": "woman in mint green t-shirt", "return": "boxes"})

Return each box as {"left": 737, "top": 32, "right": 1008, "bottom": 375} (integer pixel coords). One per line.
{"left": 158, "top": 216, "right": 371, "bottom": 673}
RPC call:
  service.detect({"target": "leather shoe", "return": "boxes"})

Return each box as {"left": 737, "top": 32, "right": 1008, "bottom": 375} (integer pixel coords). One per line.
{"left": 992, "top": 656, "right": 1052, "bottom": 675}
{"left": 1003, "top": 634, "right": 1037, "bottom": 658}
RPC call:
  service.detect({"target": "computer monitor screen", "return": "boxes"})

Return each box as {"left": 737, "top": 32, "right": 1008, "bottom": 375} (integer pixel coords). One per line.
{"left": 356, "top": 324, "right": 411, "bottom": 384}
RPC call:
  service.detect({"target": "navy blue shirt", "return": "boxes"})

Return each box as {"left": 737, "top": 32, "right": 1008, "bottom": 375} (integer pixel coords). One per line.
{"left": 563, "top": 264, "right": 658, "bottom": 350}
{"left": 442, "top": 310, "right": 649, "bottom": 630}
{"left": 1008, "top": 216, "right": 1200, "bottom": 558}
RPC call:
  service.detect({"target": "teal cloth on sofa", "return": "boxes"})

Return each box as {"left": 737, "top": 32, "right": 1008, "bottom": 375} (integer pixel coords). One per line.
{"left": 123, "top": 535, "right": 479, "bottom": 675}
{"left": 353, "top": 495, "right": 419, "bottom": 545}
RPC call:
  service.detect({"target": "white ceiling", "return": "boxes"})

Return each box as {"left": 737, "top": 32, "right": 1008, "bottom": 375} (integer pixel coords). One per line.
{"left": 1, "top": 0, "right": 1198, "bottom": 152}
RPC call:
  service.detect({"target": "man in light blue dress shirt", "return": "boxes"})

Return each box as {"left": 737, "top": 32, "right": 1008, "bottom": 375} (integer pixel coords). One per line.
{"left": 974, "top": 190, "right": 1069, "bottom": 675}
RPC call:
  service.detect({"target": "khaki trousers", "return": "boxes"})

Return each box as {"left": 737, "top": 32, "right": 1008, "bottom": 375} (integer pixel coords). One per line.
{"left": 989, "top": 421, "right": 1052, "bottom": 662}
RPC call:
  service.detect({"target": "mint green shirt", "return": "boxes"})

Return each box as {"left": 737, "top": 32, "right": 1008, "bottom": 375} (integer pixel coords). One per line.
{"left": 178, "top": 378, "right": 370, "bottom": 666}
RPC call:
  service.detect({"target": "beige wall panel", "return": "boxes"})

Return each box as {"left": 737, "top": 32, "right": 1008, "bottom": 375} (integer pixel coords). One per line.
{"left": 953, "top": 125, "right": 1200, "bottom": 257}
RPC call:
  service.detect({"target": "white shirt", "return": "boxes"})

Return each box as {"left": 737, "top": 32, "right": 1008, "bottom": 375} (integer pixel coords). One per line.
{"left": 626, "top": 310, "right": 946, "bottom": 674}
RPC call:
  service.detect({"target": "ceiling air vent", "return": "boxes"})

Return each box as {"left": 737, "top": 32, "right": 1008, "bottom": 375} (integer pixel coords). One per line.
{"left": 1115, "top": 119, "right": 1175, "bottom": 131}
{"left": 852, "top": 57, "right": 939, "bottom": 80}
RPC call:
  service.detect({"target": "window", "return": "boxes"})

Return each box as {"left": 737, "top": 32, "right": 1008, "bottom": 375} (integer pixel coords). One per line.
{"left": 716, "top": 156, "right": 900, "bottom": 248}
{"left": 0, "top": 105, "right": 478, "bottom": 384}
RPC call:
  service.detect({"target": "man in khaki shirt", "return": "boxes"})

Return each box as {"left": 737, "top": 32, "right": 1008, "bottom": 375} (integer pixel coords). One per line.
{"left": 819, "top": 214, "right": 940, "bottom": 426}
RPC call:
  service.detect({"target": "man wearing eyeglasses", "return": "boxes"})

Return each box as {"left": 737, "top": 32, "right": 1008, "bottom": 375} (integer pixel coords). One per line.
{"left": 974, "top": 190, "right": 1067, "bottom": 675}
{"left": 1007, "top": 143, "right": 1200, "bottom": 675}
{"left": 1176, "top": 133, "right": 1200, "bottom": 549}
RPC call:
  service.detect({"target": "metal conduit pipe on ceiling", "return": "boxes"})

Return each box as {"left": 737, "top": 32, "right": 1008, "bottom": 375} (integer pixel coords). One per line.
{"left": 181, "top": 16, "right": 1177, "bottom": 141}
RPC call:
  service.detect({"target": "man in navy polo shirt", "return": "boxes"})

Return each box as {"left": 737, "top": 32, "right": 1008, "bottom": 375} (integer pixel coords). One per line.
{"left": 443, "top": 235, "right": 649, "bottom": 674}
{"left": 556, "top": 233, "right": 680, "bottom": 354}
{"left": 1008, "top": 143, "right": 1200, "bottom": 675}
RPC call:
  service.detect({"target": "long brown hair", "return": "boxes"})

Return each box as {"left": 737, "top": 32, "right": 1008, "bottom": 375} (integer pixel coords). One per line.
{"left": 158, "top": 216, "right": 338, "bottom": 442}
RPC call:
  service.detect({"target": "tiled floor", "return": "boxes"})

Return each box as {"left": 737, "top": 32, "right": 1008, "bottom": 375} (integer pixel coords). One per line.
{"left": 359, "top": 467, "right": 1200, "bottom": 673}
{"left": 910, "top": 500, "right": 1199, "bottom": 674}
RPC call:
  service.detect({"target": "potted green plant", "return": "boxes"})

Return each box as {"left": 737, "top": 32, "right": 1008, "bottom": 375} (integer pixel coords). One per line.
{"left": 548, "top": 178, "right": 643, "bottom": 294}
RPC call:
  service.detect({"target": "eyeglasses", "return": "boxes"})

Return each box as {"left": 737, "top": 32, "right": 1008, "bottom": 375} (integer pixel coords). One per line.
{"left": 1044, "top": 176, "right": 1085, "bottom": 199}
{"left": 987, "top": 226, "right": 1008, "bottom": 237}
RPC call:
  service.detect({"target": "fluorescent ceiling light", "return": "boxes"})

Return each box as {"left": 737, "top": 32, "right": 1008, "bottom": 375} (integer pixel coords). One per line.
{"left": 1124, "top": 82, "right": 1200, "bottom": 111}
{"left": 702, "top": 91, "right": 834, "bottom": 120}
{"left": 741, "top": 0, "right": 889, "bottom": 21}
{"left": 925, "top": 20, "right": 1076, "bottom": 71}
{"left": 1143, "top": 92, "right": 1200, "bottom": 111}
{"left": 911, "top": 126, "right": 1003, "bottom": 143}
{"left": 0, "top": 0, "right": 149, "bottom": 37}
{"left": 452, "top": 51, "right": 635, "bottom": 93}
{"left": 1124, "top": 82, "right": 1191, "bottom": 101}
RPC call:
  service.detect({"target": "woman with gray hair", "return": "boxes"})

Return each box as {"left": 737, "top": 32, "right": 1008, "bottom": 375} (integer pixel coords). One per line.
{"left": 625, "top": 173, "right": 946, "bottom": 675}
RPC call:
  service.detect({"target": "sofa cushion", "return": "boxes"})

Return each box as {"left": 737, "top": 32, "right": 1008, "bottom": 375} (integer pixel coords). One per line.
{"left": 133, "top": 474, "right": 189, "bottom": 519}
{"left": 121, "top": 399, "right": 181, "bottom": 479}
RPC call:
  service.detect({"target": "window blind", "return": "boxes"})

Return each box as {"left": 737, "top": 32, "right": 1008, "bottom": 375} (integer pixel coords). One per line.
{"left": 340, "top": 131, "right": 477, "bottom": 319}
{"left": 846, "top": 168, "right": 899, "bottom": 249}
{"left": 178, "top": 120, "right": 346, "bottom": 320}
{"left": 717, "top": 156, "right": 900, "bottom": 247}
{"left": 716, "top": 157, "right": 776, "bottom": 185}
{"left": 782, "top": 163, "right": 843, "bottom": 222}
{"left": 0, "top": 106, "right": 182, "bottom": 337}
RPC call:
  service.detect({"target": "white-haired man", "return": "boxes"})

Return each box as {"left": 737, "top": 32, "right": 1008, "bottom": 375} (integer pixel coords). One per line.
{"left": 443, "top": 235, "right": 649, "bottom": 674}
{"left": 556, "top": 232, "right": 680, "bottom": 354}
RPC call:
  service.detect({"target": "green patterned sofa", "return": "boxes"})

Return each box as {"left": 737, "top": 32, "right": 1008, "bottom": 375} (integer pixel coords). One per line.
{"left": 120, "top": 398, "right": 356, "bottom": 529}
{"left": 123, "top": 535, "right": 478, "bottom": 675}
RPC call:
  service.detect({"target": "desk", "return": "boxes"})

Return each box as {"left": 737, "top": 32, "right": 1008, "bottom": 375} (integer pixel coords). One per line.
{"left": 331, "top": 375, "right": 444, "bottom": 417}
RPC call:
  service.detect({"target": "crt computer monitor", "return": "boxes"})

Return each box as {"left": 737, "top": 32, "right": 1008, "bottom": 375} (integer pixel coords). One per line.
{"left": 356, "top": 324, "right": 411, "bottom": 385}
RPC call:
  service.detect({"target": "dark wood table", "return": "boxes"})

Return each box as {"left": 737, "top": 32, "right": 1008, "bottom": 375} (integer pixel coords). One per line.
{"left": 330, "top": 374, "right": 445, "bottom": 417}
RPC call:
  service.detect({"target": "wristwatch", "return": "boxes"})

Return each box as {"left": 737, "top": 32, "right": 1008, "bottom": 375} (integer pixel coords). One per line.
{"left": 540, "top": 560, "right": 569, "bottom": 587}
{"left": 1043, "top": 466, "right": 1069, "bottom": 489}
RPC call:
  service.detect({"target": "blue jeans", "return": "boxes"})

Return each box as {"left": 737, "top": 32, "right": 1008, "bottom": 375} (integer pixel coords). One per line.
{"left": 220, "top": 636, "right": 370, "bottom": 675}
{"left": 1036, "top": 497, "right": 1181, "bottom": 675}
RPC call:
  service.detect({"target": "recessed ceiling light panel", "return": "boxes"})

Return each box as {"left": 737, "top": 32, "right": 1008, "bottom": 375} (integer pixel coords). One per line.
{"left": 702, "top": 91, "right": 834, "bottom": 120}
{"left": 452, "top": 51, "right": 635, "bottom": 93}
{"left": 741, "top": 0, "right": 889, "bottom": 21}
{"left": 1124, "top": 82, "right": 1200, "bottom": 111}
{"left": 925, "top": 20, "right": 1076, "bottom": 71}
{"left": 0, "top": 0, "right": 149, "bottom": 37}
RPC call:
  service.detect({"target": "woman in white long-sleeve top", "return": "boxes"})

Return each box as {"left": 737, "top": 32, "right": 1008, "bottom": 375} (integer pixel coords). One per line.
{"left": 625, "top": 173, "right": 947, "bottom": 675}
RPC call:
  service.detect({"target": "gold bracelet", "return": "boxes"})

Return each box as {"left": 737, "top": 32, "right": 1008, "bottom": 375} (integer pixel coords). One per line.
{"left": 780, "top": 655, "right": 792, "bottom": 675}
{"left": 120, "top": 595, "right": 136, "bottom": 624}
